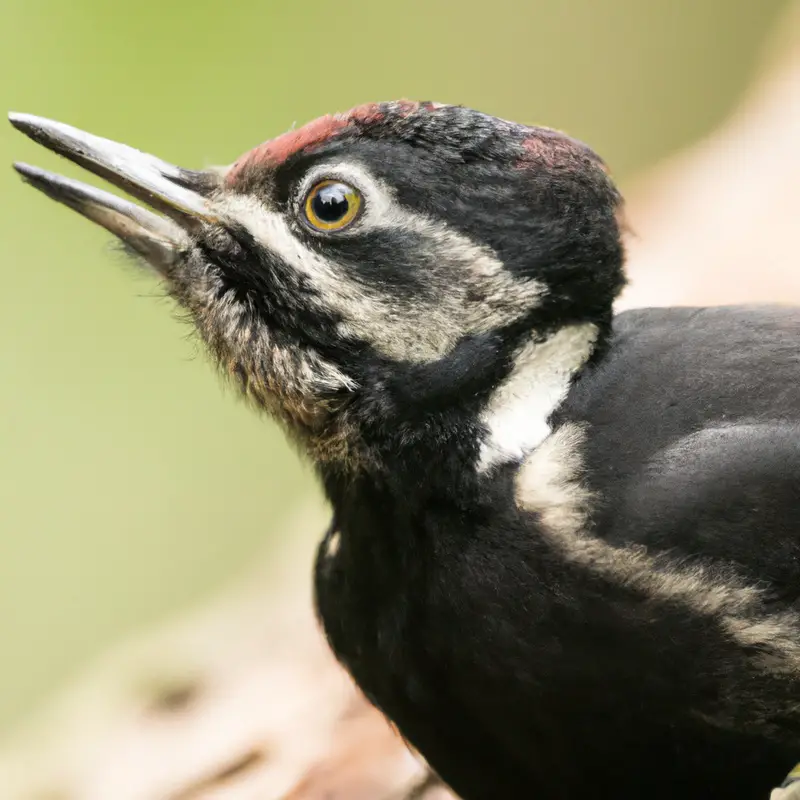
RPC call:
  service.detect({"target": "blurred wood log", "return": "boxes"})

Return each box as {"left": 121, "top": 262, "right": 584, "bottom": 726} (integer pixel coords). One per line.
{"left": 618, "top": 0, "right": 800, "bottom": 311}
{"left": 0, "top": 501, "right": 439, "bottom": 800}
{"left": 0, "top": 501, "right": 442, "bottom": 799}
{"left": 2, "top": 3, "right": 800, "bottom": 798}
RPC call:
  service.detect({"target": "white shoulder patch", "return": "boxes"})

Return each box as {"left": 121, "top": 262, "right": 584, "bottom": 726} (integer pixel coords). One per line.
{"left": 477, "top": 324, "right": 598, "bottom": 472}
{"left": 515, "top": 424, "right": 800, "bottom": 679}
{"left": 514, "top": 421, "right": 592, "bottom": 536}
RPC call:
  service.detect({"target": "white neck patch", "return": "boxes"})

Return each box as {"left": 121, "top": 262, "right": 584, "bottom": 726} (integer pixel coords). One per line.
{"left": 477, "top": 323, "right": 598, "bottom": 472}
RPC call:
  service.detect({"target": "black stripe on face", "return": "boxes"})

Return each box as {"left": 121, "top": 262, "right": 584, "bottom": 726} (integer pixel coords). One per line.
{"left": 302, "top": 225, "right": 438, "bottom": 300}
{"left": 196, "top": 222, "right": 345, "bottom": 343}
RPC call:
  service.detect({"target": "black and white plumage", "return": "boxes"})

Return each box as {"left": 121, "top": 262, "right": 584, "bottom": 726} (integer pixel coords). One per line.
{"left": 9, "top": 101, "right": 800, "bottom": 800}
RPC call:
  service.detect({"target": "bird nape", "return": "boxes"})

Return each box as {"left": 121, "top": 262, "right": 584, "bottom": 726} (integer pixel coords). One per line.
{"left": 9, "top": 101, "right": 800, "bottom": 800}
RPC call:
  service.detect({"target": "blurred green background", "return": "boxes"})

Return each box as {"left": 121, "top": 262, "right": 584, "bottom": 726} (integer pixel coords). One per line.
{"left": 0, "top": 0, "right": 788, "bottom": 734}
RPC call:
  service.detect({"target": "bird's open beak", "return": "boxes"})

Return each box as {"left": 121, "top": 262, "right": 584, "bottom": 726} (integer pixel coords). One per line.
{"left": 8, "top": 113, "right": 217, "bottom": 271}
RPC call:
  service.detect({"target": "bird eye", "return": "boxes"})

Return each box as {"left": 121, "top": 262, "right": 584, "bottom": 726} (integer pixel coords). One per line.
{"left": 303, "top": 180, "right": 362, "bottom": 232}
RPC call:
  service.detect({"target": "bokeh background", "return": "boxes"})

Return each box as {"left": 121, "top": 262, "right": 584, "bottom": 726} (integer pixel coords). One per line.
{"left": 0, "top": 0, "right": 789, "bottom": 735}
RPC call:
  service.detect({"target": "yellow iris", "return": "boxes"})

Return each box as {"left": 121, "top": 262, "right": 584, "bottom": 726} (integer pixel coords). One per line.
{"left": 304, "top": 180, "right": 362, "bottom": 231}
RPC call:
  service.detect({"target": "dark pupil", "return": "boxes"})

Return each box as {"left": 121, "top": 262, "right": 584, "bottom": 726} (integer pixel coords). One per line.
{"left": 313, "top": 183, "right": 350, "bottom": 223}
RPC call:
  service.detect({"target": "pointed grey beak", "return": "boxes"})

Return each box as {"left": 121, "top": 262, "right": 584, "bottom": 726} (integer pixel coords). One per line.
{"left": 9, "top": 113, "right": 217, "bottom": 271}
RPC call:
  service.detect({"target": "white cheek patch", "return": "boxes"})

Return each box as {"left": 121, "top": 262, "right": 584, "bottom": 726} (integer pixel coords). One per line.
{"left": 478, "top": 324, "right": 598, "bottom": 472}
{"left": 216, "top": 164, "right": 545, "bottom": 364}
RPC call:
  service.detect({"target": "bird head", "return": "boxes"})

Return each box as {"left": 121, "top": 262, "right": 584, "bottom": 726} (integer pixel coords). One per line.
{"left": 10, "top": 101, "right": 624, "bottom": 474}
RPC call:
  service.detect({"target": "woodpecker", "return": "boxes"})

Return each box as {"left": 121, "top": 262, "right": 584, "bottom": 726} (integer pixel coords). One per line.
{"left": 10, "top": 101, "right": 800, "bottom": 800}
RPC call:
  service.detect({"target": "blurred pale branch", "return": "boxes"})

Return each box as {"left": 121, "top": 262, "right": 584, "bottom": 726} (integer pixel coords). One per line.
{"left": 2, "top": 2, "right": 800, "bottom": 798}
{"left": 618, "top": 0, "right": 800, "bottom": 311}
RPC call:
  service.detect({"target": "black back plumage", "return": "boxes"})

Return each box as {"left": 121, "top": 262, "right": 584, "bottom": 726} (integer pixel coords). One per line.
{"left": 564, "top": 305, "right": 800, "bottom": 587}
